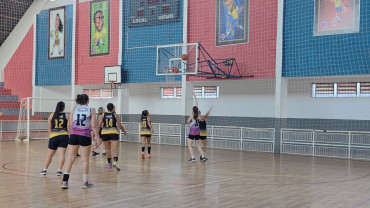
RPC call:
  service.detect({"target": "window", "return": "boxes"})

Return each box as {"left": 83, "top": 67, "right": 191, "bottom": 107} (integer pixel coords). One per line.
{"left": 193, "top": 86, "right": 219, "bottom": 98}
{"left": 161, "top": 87, "right": 181, "bottom": 98}
{"left": 83, "top": 89, "right": 113, "bottom": 99}
{"left": 312, "top": 82, "right": 370, "bottom": 98}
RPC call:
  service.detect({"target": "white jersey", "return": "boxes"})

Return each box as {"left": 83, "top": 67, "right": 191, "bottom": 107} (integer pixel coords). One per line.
{"left": 70, "top": 105, "right": 92, "bottom": 137}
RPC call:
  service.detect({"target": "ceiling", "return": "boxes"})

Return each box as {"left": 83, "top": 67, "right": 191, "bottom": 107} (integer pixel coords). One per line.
{"left": 0, "top": 0, "right": 35, "bottom": 47}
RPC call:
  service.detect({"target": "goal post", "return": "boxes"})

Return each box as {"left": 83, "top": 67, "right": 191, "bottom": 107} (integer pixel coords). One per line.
{"left": 16, "top": 97, "right": 75, "bottom": 141}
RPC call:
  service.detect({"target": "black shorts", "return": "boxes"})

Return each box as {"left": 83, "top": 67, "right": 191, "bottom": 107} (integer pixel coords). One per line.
{"left": 101, "top": 134, "right": 119, "bottom": 141}
{"left": 48, "top": 135, "right": 69, "bottom": 150}
{"left": 140, "top": 134, "right": 152, "bottom": 138}
{"left": 69, "top": 134, "right": 92, "bottom": 146}
{"left": 200, "top": 136, "right": 207, "bottom": 140}
{"left": 188, "top": 135, "right": 200, "bottom": 140}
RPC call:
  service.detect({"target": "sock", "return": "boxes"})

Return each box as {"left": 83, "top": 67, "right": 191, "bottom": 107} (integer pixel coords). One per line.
{"left": 191, "top": 156, "right": 195, "bottom": 159}
{"left": 107, "top": 158, "right": 112, "bottom": 163}
{"left": 57, "top": 169, "right": 61, "bottom": 172}
{"left": 142, "top": 147, "right": 145, "bottom": 152}
{"left": 148, "top": 147, "right": 151, "bottom": 154}
{"left": 63, "top": 173, "right": 69, "bottom": 181}
{"left": 43, "top": 168, "right": 47, "bottom": 171}
{"left": 201, "top": 155, "right": 205, "bottom": 158}
{"left": 83, "top": 174, "right": 88, "bottom": 183}
{"left": 114, "top": 157, "right": 118, "bottom": 162}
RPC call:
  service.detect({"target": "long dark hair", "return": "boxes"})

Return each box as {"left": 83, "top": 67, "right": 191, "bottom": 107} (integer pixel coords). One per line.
{"left": 192, "top": 106, "right": 199, "bottom": 120}
{"left": 56, "top": 14, "right": 63, "bottom": 33}
{"left": 141, "top": 110, "right": 148, "bottom": 120}
{"left": 76, "top": 94, "right": 89, "bottom": 105}
{"left": 52, "top": 101, "right": 65, "bottom": 120}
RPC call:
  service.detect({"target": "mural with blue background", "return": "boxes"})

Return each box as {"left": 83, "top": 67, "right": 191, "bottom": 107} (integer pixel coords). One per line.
{"left": 36, "top": 5, "right": 73, "bottom": 86}
{"left": 122, "top": 0, "right": 183, "bottom": 83}
{"left": 282, "top": 0, "right": 370, "bottom": 77}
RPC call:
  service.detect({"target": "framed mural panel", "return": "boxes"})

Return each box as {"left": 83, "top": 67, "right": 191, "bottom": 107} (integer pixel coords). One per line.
{"left": 49, "top": 7, "right": 66, "bottom": 59}
{"left": 216, "top": 0, "right": 249, "bottom": 46}
{"left": 90, "top": 0, "right": 110, "bottom": 56}
{"left": 314, "top": 0, "right": 360, "bottom": 36}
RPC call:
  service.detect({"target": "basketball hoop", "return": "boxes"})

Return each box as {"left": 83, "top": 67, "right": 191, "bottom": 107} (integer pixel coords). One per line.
{"left": 164, "top": 67, "right": 179, "bottom": 74}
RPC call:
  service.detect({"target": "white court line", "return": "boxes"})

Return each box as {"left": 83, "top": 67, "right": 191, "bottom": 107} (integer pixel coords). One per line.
{"left": 92, "top": 177, "right": 234, "bottom": 207}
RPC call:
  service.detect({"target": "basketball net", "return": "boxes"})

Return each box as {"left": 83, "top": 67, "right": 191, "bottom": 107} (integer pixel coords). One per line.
{"left": 164, "top": 67, "right": 178, "bottom": 82}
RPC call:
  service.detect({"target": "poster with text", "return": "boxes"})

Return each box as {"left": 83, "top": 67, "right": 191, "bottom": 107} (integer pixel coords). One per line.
{"left": 216, "top": 0, "right": 249, "bottom": 46}
{"left": 49, "top": 7, "right": 65, "bottom": 59}
{"left": 314, "top": 0, "right": 360, "bottom": 36}
{"left": 90, "top": 0, "right": 110, "bottom": 56}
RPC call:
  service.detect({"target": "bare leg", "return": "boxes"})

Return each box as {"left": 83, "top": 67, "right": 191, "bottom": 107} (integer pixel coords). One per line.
{"left": 63, "top": 145, "right": 79, "bottom": 173}
{"left": 104, "top": 141, "right": 111, "bottom": 159}
{"left": 201, "top": 139, "right": 207, "bottom": 152}
{"left": 195, "top": 140, "right": 204, "bottom": 156}
{"left": 57, "top": 148, "right": 66, "bottom": 170}
{"left": 80, "top": 145, "right": 91, "bottom": 174}
{"left": 187, "top": 138, "right": 194, "bottom": 158}
{"left": 43, "top": 149, "right": 56, "bottom": 169}
{"left": 111, "top": 140, "right": 119, "bottom": 158}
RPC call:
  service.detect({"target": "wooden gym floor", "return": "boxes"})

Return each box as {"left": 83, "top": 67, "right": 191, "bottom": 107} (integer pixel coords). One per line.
{"left": 1, "top": 140, "right": 370, "bottom": 208}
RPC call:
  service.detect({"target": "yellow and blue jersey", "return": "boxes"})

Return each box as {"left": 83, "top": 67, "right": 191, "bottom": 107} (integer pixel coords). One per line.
{"left": 50, "top": 112, "right": 69, "bottom": 138}
{"left": 101, "top": 112, "right": 119, "bottom": 135}
{"left": 140, "top": 117, "right": 151, "bottom": 135}
{"left": 199, "top": 120, "right": 207, "bottom": 137}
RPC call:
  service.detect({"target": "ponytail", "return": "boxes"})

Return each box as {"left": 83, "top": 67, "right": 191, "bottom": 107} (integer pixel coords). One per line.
{"left": 52, "top": 101, "right": 65, "bottom": 120}
{"left": 192, "top": 106, "right": 199, "bottom": 121}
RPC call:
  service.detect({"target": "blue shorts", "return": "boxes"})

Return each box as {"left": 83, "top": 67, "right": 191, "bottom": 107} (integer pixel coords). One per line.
{"left": 69, "top": 134, "right": 91, "bottom": 146}
{"left": 335, "top": 6, "right": 343, "bottom": 13}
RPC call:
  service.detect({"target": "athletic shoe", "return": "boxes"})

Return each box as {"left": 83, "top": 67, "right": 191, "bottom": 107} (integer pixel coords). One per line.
{"left": 82, "top": 181, "right": 94, "bottom": 189}
{"left": 102, "top": 151, "right": 106, "bottom": 156}
{"left": 188, "top": 158, "right": 196, "bottom": 162}
{"left": 76, "top": 153, "right": 81, "bottom": 158}
{"left": 57, "top": 170, "right": 63, "bottom": 176}
{"left": 141, "top": 152, "right": 145, "bottom": 159}
{"left": 200, "top": 156, "right": 208, "bottom": 162}
{"left": 147, "top": 153, "right": 151, "bottom": 158}
{"left": 92, "top": 151, "right": 100, "bottom": 157}
{"left": 105, "top": 163, "right": 112, "bottom": 168}
{"left": 113, "top": 162, "right": 120, "bottom": 171}
{"left": 40, "top": 169, "right": 47, "bottom": 175}
{"left": 61, "top": 181, "right": 68, "bottom": 189}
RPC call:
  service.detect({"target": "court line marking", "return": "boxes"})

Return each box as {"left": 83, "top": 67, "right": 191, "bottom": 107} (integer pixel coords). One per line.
{"left": 91, "top": 177, "right": 234, "bottom": 208}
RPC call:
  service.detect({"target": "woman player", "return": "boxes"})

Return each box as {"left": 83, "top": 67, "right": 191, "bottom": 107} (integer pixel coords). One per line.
{"left": 98, "top": 103, "right": 127, "bottom": 171}
{"left": 40, "top": 101, "right": 69, "bottom": 176}
{"left": 61, "top": 94, "right": 99, "bottom": 189}
{"left": 193, "top": 93, "right": 209, "bottom": 154}
{"left": 140, "top": 110, "right": 153, "bottom": 159}
{"left": 187, "top": 94, "right": 213, "bottom": 162}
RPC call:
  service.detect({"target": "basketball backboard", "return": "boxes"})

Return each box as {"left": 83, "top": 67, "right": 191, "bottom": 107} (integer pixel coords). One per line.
{"left": 104, "top": 66, "right": 121, "bottom": 84}
{"left": 156, "top": 42, "right": 199, "bottom": 76}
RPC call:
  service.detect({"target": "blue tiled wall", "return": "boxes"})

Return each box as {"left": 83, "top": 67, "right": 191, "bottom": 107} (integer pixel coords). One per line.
{"left": 35, "top": 5, "right": 73, "bottom": 86}
{"left": 283, "top": 1, "right": 370, "bottom": 77}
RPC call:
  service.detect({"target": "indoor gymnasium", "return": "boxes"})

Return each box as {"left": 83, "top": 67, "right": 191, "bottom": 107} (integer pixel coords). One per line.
{"left": 0, "top": 0, "right": 369, "bottom": 207}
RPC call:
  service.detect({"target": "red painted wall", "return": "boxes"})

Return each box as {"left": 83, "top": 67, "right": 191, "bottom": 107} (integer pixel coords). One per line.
{"left": 188, "top": 0, "right": 277, "bottom": 80}
{"left": 76, "top": 0, "right": 119, "bottom": 85}
{"left": 4, "top": 26, "right": 33, "bottom": 101}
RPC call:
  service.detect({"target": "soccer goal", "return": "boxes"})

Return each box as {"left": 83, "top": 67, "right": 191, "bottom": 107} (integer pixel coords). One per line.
{"left": 16, "top": 98, "right": 75, "bottom": 141}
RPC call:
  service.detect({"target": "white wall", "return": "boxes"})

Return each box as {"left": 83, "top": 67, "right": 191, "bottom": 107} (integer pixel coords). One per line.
{"left": 286, "top": 76, "right": 370, "bottom": 120}
{"left": 127, "top": 79, "right": 276, "bottom": 117}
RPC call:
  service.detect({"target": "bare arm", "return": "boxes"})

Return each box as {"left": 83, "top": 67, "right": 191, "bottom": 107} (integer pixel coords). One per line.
{"left": 200, "top": 106, "right": 213, "bottom": 121}
{"left": 148, "top": 116, "right": 153, "bottom": 133}
{"left": 187, "top": 115, "right": 193, "bottom": 124}
{"left": 115, "top": 113, "right": 127, "bottom": 136}
{"left": 97, "top": 114, "right": 103, "bottom": 132}
{"left": 48, "top": 113, "right": 53, "bottom": 134}
{"left": 68, "top": 108, "right": 75, "bottom": 133}
{"left": 193, "top": 92, "right": 198, "bottom": 107}
{"left": 90, "top": 109, "right": 99, "bottom": 140}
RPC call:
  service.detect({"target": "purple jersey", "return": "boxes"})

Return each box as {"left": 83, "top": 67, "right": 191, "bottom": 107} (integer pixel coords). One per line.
{"left": 70, "top": 105, "right": 92, "bottom": 137}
